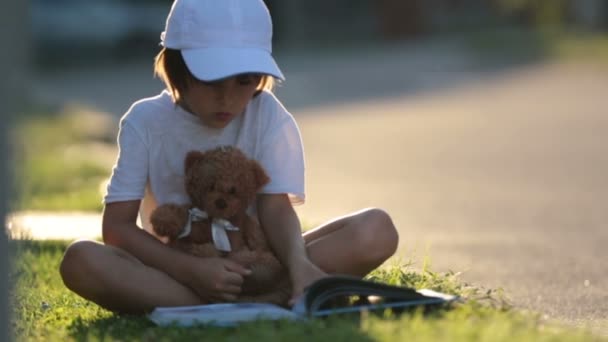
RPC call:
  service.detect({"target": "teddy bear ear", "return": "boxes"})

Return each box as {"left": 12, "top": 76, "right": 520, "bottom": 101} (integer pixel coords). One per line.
{"left": 250, "top": 159, "right": 270, "bottom": 189}
{"left": 184, "top": 150, "right": 205, "bottom": 172}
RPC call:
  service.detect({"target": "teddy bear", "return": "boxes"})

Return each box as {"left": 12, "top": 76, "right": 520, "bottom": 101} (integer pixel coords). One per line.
{"left": 150, "top": 146, "right": 291, "bottom": 306}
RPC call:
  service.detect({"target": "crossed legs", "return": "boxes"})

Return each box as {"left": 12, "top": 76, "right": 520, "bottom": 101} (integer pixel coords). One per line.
{"left": 303, "top": 208, "right": 399, "bottom": 276}
{"left": 59, "top": 208, "right": 399, "bottom": 313}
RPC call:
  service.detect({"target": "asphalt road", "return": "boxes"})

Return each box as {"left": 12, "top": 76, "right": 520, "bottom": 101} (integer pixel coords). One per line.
{"left": 31, "top": 41, "right": 607, "bottom": 332}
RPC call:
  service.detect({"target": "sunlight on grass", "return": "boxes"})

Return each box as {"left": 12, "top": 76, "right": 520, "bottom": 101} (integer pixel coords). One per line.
{"left": 551, "top": 34, "right": 608, "bottom": 62}
{"left": 9, "top": 240, "right": 603, "bottom": 342}
{"left": 10, "top": 105, "right": 116, "bottom": 212}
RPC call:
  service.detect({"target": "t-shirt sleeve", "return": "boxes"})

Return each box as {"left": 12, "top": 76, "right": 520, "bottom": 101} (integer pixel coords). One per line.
{"left": 258, "top": 114, "right": 305, "bottom": 205}
{"left": 103, "top": 118, "right": 149, "bottom": 204}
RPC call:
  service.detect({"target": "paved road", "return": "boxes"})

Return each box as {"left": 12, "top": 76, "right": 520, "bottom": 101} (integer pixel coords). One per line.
{"left": 294, "top": 62, "right": 608, "bottom": 333}
{"left": 29, "top": 41, "right": 608, "bottom": 332}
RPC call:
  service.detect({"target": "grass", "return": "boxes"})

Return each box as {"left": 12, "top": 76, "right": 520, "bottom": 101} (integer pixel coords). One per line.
{"left": 10, "top": 105, "right": 116, "bottom": 212}
{"left": 550, "top": 33, "right": 608, "bottom": 63}
{"left": 9, "top": 239, "right": 604, "bottom": 342}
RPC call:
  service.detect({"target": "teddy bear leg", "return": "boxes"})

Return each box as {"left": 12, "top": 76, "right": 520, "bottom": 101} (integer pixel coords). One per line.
{"left": 236, "top": 251, "right": 288, "bottom": 297}
{"left": 247, "top": 252, "right": 285, "bottom": 285}
{"left": 237, "top": 277, "right": 292, "bottom": 307}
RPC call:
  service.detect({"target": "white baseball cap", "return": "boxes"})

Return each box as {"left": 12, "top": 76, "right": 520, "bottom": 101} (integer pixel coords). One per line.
{"left": 160, "top": 0, "right": 285, "bottom": 81}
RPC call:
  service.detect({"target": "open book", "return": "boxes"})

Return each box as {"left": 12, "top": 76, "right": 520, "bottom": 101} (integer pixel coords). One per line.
{"left": 148, "top": 275, "right": 459, "bottom": 327}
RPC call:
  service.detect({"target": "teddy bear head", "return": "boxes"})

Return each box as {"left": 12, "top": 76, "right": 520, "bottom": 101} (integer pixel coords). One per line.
{"left": 184, "top": 146, "right": 270, "bottom": 219}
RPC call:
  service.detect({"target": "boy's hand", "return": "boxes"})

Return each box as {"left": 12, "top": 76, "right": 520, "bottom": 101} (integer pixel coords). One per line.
{"left": 288, "top": 259, "right": 327, "bottom": 306}
{"left": 185, "top": 256, "right": 251, "bottom": 302}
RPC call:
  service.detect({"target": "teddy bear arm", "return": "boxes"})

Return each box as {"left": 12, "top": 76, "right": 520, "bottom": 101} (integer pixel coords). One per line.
{"left": 150, "top": 204, "right": 190, "bottom": 240}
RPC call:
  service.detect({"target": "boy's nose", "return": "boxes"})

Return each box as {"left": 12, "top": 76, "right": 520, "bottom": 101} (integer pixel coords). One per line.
{"left": 217, "top": 91, "right": 236, "bottom": 108}
{"left": 215, "top": 83, "right": 236, "bottom": 105}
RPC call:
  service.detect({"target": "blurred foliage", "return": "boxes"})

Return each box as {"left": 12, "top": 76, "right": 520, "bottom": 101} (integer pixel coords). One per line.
{"left": 29, "top": 0, "right": 607, "bottom": 68}
{"left": 9, "top": 106, "right": 116, "bottom": 212}
{"left": 551, "top": 33, "right": 608, "bottom": 61}
{"left": 494, "top": 0, "right": 571, "bottom": 30}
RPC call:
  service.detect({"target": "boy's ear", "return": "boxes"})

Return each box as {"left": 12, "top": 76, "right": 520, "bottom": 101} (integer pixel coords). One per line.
{"left": 184, "top": 151, "right": 205, "bottom": 172}
{"left": 251, "top": 160, "right": 270, "bottom": 189}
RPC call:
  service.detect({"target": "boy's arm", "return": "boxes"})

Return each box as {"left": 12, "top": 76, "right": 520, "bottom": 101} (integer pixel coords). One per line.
{"left": 257, "top": 193, "right": 327, "bottom": 303}
{"left": 102, "top": 200, "right": 250, "bottom": 302}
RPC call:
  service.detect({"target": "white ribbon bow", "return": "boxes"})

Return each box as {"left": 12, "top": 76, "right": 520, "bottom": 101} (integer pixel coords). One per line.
{"left": 178, "top": 207, "right": 240, "bottom": 252}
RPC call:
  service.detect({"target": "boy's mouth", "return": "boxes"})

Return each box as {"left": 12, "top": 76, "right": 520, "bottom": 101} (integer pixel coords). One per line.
{"left": 214, "top": 112, "right": 232, "bottom": 121}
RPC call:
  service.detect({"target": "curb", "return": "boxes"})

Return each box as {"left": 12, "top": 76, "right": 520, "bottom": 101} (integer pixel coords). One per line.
{"left": 6, "top": 211, "right": 102, "bottom": 240}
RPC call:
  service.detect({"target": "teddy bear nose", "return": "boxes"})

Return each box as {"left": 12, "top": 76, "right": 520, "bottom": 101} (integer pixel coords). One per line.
{"left": 215, "top": 198, "right": 227, "bottom": 210}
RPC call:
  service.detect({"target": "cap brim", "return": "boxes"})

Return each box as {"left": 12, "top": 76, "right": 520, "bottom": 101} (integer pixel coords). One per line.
{"left": 182, "top": 47, "right": 285, "bottom": 82}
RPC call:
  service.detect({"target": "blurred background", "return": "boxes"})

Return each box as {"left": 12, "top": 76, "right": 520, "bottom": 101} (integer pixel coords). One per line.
{"left": 5, "top": 0, "right": 608, "bottom": 334}
{"left": 27, "top": 0, "right": 608, "bottom": 64}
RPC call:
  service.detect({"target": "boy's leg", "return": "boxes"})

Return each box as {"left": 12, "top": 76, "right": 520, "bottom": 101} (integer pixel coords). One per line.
{"left": 303, "top": 208, "right": 399, "bottom": 276}
{"left": 59, "top": 240, "right": 201, "bottom": 314}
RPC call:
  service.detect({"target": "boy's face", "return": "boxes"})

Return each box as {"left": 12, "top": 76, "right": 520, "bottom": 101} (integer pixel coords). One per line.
{"left": 181, "top": 74, "right": 262, "bottom": 129}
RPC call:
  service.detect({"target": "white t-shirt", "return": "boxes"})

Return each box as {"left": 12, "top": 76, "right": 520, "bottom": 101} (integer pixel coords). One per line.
{"left": 104, "top": 90, "right": 305, "bottom": 233}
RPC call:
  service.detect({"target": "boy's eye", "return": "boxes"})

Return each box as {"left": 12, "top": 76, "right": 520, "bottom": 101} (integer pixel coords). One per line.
{"left": 237, "top": 74, "right": 261, "bottom": 86}
{"left": 229, "top": 187, "right": 237, "bottom": 194}
{"left": 199, "top": 79, "right": 220, "bottom": 87}
{"left": 198, "top": 74, "right": 261, "bottom": 87}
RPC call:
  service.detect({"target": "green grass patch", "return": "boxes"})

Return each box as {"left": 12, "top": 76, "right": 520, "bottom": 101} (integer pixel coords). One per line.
{"left": 9, "top": 240, "right": 603, "bottom": 342}
{"left": 550, "top": 33, "right": 608, "bottom": 63}
{"left": 10, "top": 105, "right": 116, "bottom": 212}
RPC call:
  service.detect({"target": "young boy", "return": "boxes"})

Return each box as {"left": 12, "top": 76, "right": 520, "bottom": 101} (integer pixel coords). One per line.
{"left": 59, "top": 0, "right": 399, "bottom": 313}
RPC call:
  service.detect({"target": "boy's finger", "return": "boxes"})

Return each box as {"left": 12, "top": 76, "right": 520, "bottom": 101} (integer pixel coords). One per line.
{"left": 219, "top": 293, "right": 238, "bottom": 302}
{"left": 287, "top": 295, "right": 300, "bottom": 306}
{"left": 224, "top": 260, "right": 252, "bottom": 276}
{"left": 223, "top": 284, "right": 242, "bottom": 295}
{"left": 225, "top": 271, "right": 244, "bottom": 287}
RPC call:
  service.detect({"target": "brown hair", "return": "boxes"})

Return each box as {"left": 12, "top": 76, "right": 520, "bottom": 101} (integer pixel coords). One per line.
{"left": 153, "top": 48, "right": 275, "bottom": 102}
